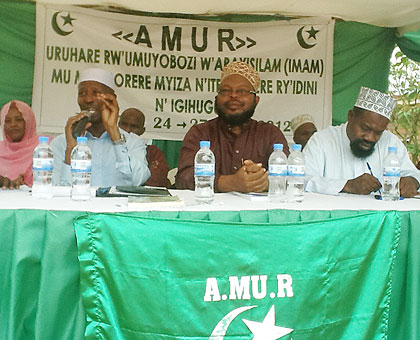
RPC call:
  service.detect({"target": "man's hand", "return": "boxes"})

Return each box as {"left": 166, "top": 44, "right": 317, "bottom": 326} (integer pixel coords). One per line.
{"left": 64, "top": 112, "right": 91, "bottom": 164}
{"left": 400, "top": 176, "right": 419, "bottom": 198}
{"left": 1, "top": 174, "right": 24, "bottom": 189}
{"left": 13, "top": 174, "right": 25, "bottom": 188}
{"left": 341, "top": 173, "right": 382, "bottom": 195}
{"left": 217, "top": 160, "right": 268, "bottom": 193}
{"left": 98, "top": 93, "right": 120, "bottom": 141}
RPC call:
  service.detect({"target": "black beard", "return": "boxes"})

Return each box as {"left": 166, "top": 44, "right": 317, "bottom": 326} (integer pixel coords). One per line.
{"left": 350, "top": 139, "right": 376, "bottom": 158}
{"left": 214, "top": 99, "right": 256, "bottom": 126}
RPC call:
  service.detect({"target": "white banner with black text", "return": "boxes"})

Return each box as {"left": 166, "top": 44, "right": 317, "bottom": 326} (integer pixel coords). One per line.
{"left": 33, "top": 5, "right": 334, "bottom": 140}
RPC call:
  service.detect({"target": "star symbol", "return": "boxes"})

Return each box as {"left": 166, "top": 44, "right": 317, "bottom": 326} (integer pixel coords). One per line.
{"left": 242, "top": 305, "right": 293, "bottom": 340}
{"left": 61, "top": 13, "right": 75, "bottom": 26}
{"left": 306, "top": 26, "right": 319, "bottom": 39}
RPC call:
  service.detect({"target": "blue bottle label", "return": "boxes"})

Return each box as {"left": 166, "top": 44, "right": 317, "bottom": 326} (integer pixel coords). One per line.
{"left": 269, "top": 164, "right": 287, "bottom": 176}
{"left": 383, "top": 166, "right": 400, "bottom": 177}
{"left": 288, "top": 165, "right": 305, "bottom": 176}
{"left": 71, "top": 159, "right": 92, "bottom": 172}
{"left": 195, "top": 164, "right": 215, "bottom": 176}
{"left": 33, "top": 158, "right": 53, "bottom": 171}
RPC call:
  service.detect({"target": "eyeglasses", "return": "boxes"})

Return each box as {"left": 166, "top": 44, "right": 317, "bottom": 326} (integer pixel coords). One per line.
{"left": 217, "top": 89, "right": 257, "bottom": 97}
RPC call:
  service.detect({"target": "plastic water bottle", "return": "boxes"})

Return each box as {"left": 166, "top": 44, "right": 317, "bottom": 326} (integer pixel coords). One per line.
{"left": 268, "top": 143, "right": 288, "bottom": 203}
{"left": 194, "top": 141, "right": 215, "bottom": 204}
{"left": 382, "top": 146, "right": 400, "bottom": 201}
{"left": 71, "top": 136, "right": 92, "bottom": 201}
{"left": 32, "top": 136, "right": 53, "bottom": 199}
{"left": 286, "top": 144, "right": 305, "bottom": 203}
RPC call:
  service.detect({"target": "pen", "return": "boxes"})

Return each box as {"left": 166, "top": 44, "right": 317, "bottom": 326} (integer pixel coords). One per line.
{"left": 366, "top": 162, "right": 382, "bottom": 196}
{"left": 374, "top": 194, "right": 404, "bottom": 200}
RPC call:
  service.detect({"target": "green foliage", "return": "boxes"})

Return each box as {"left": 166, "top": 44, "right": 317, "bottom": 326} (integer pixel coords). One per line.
{"left": 388, "top": 48, "right": 420, "bottom": 164}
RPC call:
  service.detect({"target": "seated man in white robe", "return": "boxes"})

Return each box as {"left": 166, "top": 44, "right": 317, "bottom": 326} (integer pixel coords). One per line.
{"left": 304, "top": 86, "right": 420, "bottom": 197}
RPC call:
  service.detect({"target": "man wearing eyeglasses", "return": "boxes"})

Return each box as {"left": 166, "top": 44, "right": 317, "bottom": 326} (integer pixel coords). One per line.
{"left": 176, "top": 61, "right": 289, "bottom": 193}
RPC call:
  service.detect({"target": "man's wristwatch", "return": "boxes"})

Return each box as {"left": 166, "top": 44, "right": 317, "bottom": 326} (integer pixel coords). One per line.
{"left": 112, "top": 134, "right": 127, "bottom": 146}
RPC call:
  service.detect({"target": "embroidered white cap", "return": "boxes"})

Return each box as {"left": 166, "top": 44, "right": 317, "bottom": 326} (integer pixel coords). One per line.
{"left": 290, "top": 114, "right": 315, "bottom": 134}
{"left": 221, "top": 61, "right": 261, "bottom": 91}
{"left": 354, "top": 87, "right": 396, "bottom": 120}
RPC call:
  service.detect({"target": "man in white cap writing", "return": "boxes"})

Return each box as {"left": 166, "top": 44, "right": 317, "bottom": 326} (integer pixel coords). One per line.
{"left": 176, "top": 61, "right": 289, "bottom": 193}
{"left": 304, "top": 86, "right": 420, "bottom": 197}
{"left": 290, "top": 113, "right": 317, "bottom": 149}
{"left": 51, "top": 68, "right": 150, "bottom": 187}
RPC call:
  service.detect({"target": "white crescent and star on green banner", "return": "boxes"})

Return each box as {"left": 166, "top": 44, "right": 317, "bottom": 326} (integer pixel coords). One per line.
{"left": 209, "top": 305, "right": 294, "bottom": 340}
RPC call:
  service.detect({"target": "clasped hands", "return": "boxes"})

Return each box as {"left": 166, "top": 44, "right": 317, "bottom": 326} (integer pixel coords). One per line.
{"left": 0, "top": 174, "right": 24, "bottom": 189}
{"left": 218, "top": 159, "right": 268, "bottom": 193}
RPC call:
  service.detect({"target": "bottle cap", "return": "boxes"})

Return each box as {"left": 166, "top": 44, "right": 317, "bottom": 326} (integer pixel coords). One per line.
{"left": 38, "top": 136, "right": 49, "bottom": 143}
{"left": 388, "top": 146, "right": 397, "bottom": 152}
{"left": 200, "top": 141, "right": 210, "bottom": 148}
{"left": 77, "top": 136, "right": 88, "bottom": 144}
{"left": 273, "top": 143, "right": 283, "bottom": 150}
{"left": 292, "top": 144, "right": 302, "bottom": 151}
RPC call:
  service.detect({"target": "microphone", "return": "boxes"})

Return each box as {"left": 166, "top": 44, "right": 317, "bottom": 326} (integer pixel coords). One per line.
{"left": 71, "top": 109, "right": 95, "bottom": 139}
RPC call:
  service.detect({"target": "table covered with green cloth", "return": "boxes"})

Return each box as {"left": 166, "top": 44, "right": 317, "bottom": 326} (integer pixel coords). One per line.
{"left": 1, "top": 202, "right": 419, "bottom": 340}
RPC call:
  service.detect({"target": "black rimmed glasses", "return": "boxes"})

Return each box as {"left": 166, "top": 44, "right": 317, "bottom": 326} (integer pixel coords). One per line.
{"left": 217, "top": 89, "right": 257, "bottom": 97}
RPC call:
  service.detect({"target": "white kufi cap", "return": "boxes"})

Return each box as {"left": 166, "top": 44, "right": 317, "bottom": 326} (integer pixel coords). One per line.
{"left": 78, "top": 68, "right": 115, "bottom": 91}
{"left": 354, "top": 87, "right": 396, "bottom": 120}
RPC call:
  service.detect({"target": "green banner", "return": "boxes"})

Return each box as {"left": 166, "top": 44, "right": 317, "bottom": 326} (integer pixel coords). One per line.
{"left": 75, "top": 211, "right": 400, "bottom": 339}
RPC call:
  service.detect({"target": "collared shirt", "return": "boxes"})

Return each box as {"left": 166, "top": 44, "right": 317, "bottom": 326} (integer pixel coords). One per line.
{"left": 51, "top": 129, "right": 150, "bottom": 187}
{"left": 304, "top": 122, "right": 420, "bottom": 195}
{"left": 175, "top": 117, "right": 289, "bottom": 191}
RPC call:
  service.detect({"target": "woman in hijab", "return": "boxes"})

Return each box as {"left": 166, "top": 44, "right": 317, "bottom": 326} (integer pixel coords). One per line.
{"left": 0, "top": 100, "right": 38, "bottom": 189}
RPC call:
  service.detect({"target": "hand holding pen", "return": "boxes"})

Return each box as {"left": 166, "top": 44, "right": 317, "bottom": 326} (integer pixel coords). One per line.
{"left": 341, "top": 164, "right": 382, "bottom": 195}
{"left": 366, "top": 162, "right": 382, "bottom": 196}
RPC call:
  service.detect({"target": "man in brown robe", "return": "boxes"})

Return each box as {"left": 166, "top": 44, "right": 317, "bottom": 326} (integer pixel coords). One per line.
{"left": 176, "top": 61, "right": 289, "bottom": 193}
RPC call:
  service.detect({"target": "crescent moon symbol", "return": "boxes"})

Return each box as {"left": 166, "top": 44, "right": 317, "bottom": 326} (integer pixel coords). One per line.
{"left": 297, "top": 26, "right": 316, "bottom": 49}
{"left": 209, "top": 305, "right": 257, "bottom": 340}
{"left": 51, "top": 12, "right": 73, "bottom": 36}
